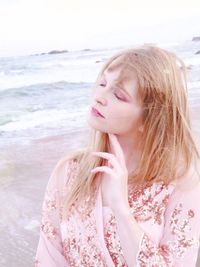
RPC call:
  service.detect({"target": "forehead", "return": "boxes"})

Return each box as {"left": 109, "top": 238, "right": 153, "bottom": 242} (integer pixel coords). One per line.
{"left": 103, "top": 56, "right": 126, "bottom": 76}
{"left": 102, "top": 59, "right": 137, "bottom": 88}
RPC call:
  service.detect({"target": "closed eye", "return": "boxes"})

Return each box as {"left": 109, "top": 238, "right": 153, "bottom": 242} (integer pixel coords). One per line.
{"left": 99, "top": 84, "right": 125, "bottom": 101}
{"left": 114, "top": 93, "right": 125, "bottom": 101}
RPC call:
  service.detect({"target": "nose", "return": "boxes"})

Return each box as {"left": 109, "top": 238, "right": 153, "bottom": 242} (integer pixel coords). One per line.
{"left": 93, "top": 88, "right": 108, "bottom": 105}
{"left": 95, "top": 96, "right": 107, "bottom": 106}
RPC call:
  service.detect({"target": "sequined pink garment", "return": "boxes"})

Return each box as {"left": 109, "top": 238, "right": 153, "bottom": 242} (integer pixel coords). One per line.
{"left": 34, "top": 158, "right": 200, "bottom": 267}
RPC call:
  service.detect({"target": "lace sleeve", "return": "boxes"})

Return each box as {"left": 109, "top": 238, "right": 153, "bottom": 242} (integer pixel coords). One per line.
{"left": 34, "top": 158, "right": 76, "bottom": 267}
{"left": 136, "top": 177, "right": 200, "bottom": 267}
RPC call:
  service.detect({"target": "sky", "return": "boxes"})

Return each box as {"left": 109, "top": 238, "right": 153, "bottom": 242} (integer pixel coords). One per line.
{"left": 0, "top": 0, "right": 200, "bottom": 57}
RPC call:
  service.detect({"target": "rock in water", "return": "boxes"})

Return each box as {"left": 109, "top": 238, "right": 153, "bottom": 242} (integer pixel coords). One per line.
{"left": 192, "top": 36, "right": 200, "bottom": 41}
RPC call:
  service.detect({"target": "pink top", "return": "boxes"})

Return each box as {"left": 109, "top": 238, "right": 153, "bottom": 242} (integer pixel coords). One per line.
{"left": 34, "top": 158, "right": 200, "bottom": 267}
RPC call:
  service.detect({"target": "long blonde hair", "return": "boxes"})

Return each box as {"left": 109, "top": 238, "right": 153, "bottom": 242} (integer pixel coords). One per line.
{"left": 60, "top": 45, "right": 199, "bottom": 220}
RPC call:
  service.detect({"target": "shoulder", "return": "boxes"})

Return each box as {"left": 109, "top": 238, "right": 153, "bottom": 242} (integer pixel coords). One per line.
{"left": 48, "top": 148, "right": 85, "bottom": 191}
{"left": 52, "top": 147, "right": 87, "bottom": 174}
{"left": 167, "top": 165, "right": 200, "bottom": 211}
{"left": 174, "top": 164, "right": 200, "bottom": 194}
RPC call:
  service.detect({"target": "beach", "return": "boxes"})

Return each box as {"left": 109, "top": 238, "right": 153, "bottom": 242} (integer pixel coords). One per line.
{"left": 0, "top": 41, "right": 200, "bottom": 266}
{"left": 0, "top": 129, "right": 90, "bottom": 267}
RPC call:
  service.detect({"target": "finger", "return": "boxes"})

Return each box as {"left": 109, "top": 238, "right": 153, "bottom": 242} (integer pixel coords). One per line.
{"left": 91, "top": 151, "right": 120, "bottom": 171}
{"left": 108, "top": 133, "right": 126, "bottom": 167}
{"left": 91, "top": 166, "right": 116, "bottom": 177}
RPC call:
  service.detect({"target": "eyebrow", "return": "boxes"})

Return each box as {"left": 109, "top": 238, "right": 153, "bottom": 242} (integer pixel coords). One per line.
{"left": 102, "top": 71, "right": 132, "bottom": 99}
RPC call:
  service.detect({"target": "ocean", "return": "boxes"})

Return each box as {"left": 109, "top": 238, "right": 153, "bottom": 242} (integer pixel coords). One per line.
{"left": 0, "top": 40, "right": 200, "bottom": 146}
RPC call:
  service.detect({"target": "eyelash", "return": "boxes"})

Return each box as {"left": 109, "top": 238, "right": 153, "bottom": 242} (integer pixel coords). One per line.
{"left": 99, "top": 84, "right": 124, "bottom": 101}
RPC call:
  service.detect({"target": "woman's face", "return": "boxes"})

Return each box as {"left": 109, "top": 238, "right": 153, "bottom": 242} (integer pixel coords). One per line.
{"left": 87, "top": 58, "right": 144, "bottom": 137}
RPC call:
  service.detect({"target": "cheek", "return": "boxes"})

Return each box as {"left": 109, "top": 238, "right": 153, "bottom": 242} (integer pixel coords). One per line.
{"left": 109, "top": 105, "right": 141, "bottom": 122}
{"left": 116, "top": 106, "right": 143, "bottom": 129}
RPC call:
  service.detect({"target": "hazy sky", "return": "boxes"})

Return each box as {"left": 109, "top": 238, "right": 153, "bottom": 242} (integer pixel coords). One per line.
{"left": 0, "top": 0, "right": 200, "bottom": 57}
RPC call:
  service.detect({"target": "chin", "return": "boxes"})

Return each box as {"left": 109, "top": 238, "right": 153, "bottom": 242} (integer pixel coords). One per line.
{"left": 86, "top": 115, "right": 107, "bottom": 132}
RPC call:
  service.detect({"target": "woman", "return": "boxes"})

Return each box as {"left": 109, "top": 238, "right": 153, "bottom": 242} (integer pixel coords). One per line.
{"left": 34, "top": 45, "right": 200, "bottom": 266}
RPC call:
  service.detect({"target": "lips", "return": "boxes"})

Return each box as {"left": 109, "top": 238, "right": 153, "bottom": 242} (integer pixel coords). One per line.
{"left": 91, "top": 107, "right": 105, "bottom": 118}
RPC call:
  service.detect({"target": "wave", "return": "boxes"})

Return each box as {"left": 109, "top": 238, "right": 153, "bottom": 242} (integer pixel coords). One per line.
{"left": 0, "top": 108, "right": 87, "bottom": 132}
{"left": 0, "top": 80, "right": 91, "bottom": 98}
{"left": 0, "top": 67, "right": 96, "bottom": 92}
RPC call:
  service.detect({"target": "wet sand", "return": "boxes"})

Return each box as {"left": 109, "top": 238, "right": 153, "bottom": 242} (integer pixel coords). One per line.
{"left": 0, "top": 107, "right": 200, "bottom": 267}
{"left": 0, "top": 129, "right": 89, "bottom": 267}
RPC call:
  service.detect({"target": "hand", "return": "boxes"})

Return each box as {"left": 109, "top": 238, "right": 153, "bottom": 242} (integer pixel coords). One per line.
{"left": 91, "top": 133, "right": 130, "bottom": 211}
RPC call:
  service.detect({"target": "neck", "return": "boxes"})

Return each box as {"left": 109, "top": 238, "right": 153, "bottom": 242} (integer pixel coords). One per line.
{"left": 109, "top": 132, "right": 142, "bottom": 175}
